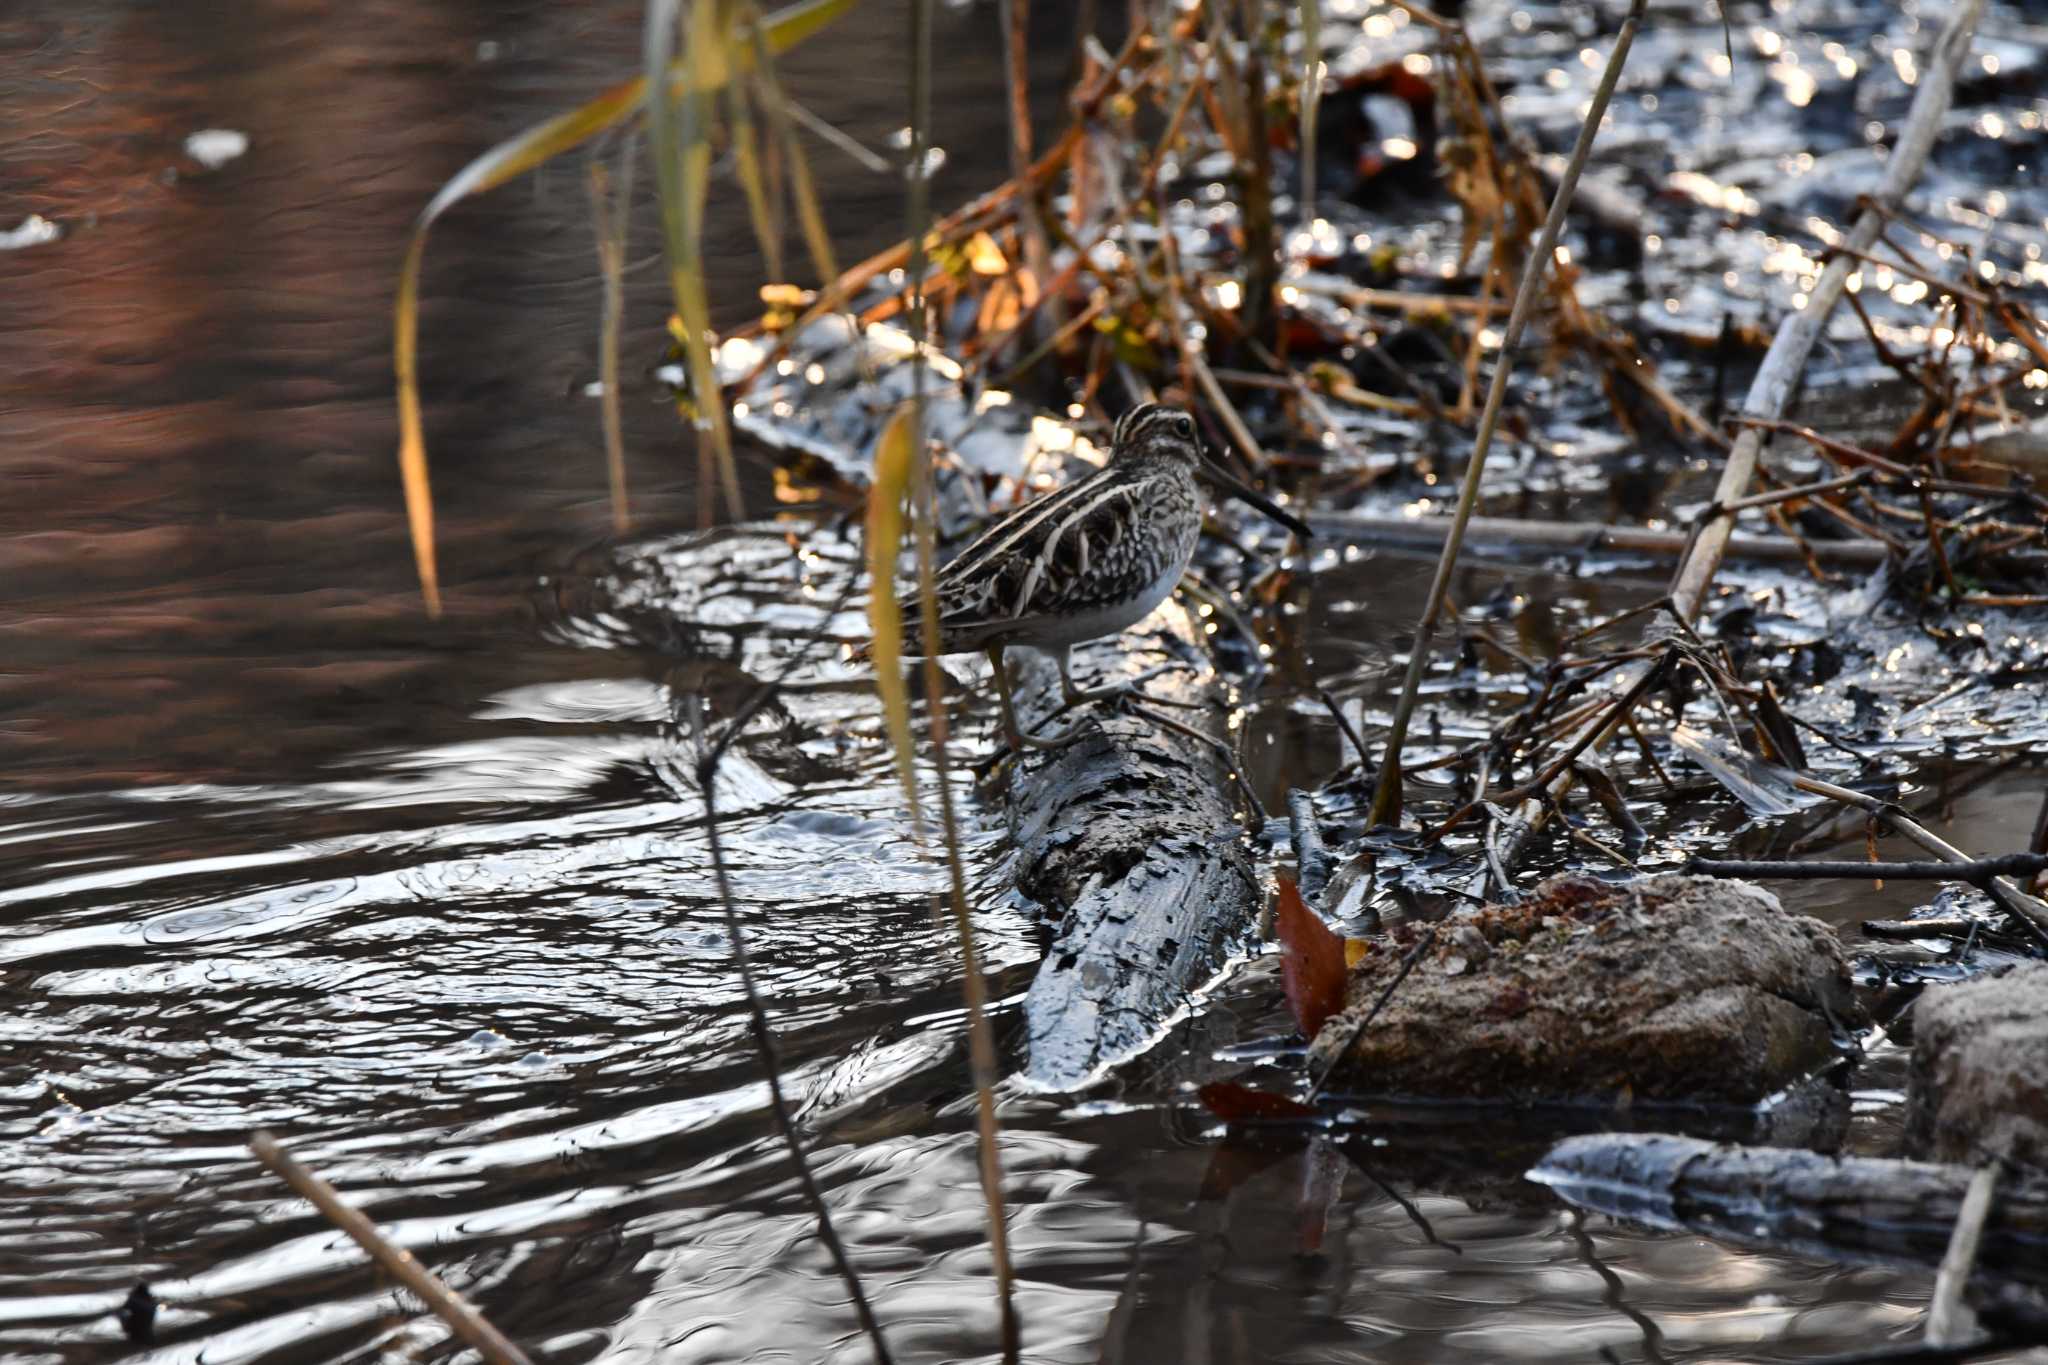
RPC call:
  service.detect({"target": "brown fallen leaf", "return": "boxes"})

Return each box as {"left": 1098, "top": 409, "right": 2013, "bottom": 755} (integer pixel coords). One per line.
{"left": 1275, "top": 877, "right": 1348, "bottom": 1038}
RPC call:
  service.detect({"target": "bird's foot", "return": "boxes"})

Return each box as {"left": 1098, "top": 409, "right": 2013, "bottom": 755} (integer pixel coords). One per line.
{"left": 1056, "top": 661, "right": 1177, "bottom": 709}
{"left": 1001, "top": 713, "right": 1092, "bottom": 753}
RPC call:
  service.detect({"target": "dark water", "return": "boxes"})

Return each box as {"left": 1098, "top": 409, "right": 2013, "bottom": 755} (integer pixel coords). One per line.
{"left": 4, "top": 2, "right": 2043, "bottom": 1362}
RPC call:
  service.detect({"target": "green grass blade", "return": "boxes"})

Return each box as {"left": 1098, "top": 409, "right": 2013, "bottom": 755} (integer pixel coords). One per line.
{"left": 864, "top": 403, "right": 922, "bottom": 828}
{"left": 392, "top": 0, "right": 854, "bottom": 611}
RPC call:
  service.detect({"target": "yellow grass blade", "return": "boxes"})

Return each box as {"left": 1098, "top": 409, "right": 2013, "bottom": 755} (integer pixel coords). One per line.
{"left": 648, "top": 0, "right": 744, "bottom": 527}
{"left": 865, "top": 403, "right": 922, "bottom": 827}
{"left": 743, "top": 7, "right": 841, "bottom": 288}
{"left": 725, "top": 65, "right": 784, "bottom": 283}
{"left": 392, "top": 0, "right": 854, "bottom": 613}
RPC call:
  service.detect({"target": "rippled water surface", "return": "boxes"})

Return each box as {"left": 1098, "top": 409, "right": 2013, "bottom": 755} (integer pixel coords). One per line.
{"left": 5, "top": 1, "right": 2045, "bottom": 1362}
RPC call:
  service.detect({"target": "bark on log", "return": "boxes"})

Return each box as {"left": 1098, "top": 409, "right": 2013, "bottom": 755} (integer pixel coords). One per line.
{"left": 1530, "top": 1133, "right": 2048, "bottom": 1286}
{"left": 1001, "top": 600, "right": 1261, "bottom": 1091}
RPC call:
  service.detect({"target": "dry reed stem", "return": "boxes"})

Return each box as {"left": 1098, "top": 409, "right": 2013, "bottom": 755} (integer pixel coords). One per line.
{"left": 1307, "top": 509, "right": 1889, "bottom": 567}
{"left": 589, "top": 154, "right": 633, "bottom": 533}
{"left": 1367, "top": 0, "right": 1647, "bottom": 827}
{"left": 907, "top": 1, "right": 1020, "bottom": 1356}
{"left": 249, "top": 1132, "right": 535, "bottom": 1365}
{"left": 1927, "top": 1165, "right": 1999, "bottom": 1347}
{"left": 698, "top": 779, "right": 898, "bottom": 1362}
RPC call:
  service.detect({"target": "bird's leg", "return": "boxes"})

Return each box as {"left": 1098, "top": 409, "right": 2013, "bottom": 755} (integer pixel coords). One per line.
{"left": 1055, "top": 643, "right": 1179, "bottom": 709}
{"left": 987, "top": 646, "right": 1086, "bottom": 751}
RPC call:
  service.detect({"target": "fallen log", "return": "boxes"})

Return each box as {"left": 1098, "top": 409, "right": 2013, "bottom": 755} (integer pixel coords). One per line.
{"left": 1529, "top": 1133, "right": 2048, "bottom": 1288}
{"left": 1001, "top": 600, "right": 1261, "bottom": 1091}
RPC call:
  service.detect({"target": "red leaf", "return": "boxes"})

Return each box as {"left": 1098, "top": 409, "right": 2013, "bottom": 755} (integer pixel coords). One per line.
{"left": 1196, "top": 1081, "right": 1317, "bottom": 1124}
{"left": 1275, "top": 877, "right": 1348, "bottom": 1038}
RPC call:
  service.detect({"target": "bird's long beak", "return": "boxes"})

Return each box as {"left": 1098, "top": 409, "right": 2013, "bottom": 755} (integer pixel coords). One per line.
{"left": 1199, "top": 454, "right": 1313, "bottom": 540}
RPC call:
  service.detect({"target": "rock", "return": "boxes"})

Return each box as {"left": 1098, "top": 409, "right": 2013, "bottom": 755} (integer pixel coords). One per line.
{"left": 1309, "top": 874, "right": 1860, "bottom": 1105}
{"left": 1907, "top": 961, "right": 2048, "bottom": 1167}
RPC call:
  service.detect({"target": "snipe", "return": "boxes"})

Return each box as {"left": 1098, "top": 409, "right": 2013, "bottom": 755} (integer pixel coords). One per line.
{"left": 873, "top": 402, "right": 1310, "bottom": 750}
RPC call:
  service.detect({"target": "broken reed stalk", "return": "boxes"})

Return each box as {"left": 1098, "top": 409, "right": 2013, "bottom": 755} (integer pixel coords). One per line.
{"left": 589, "top": 149, "right": 634, "bottom": 534}
{"left": 248, "top": 1132, "right": 536, "bottom": 1365}
{"left": 1367, "top": 0, "right": 1647, "bottom": 829}
{"left": 1926, "top": 1164, "right": 1999, "bottom": 1347}
{"left": 1673, "top": 0, "right": 1985, "bottom": 619}
{"left": 906, "top": 0, "right": 1020, "bottom": 1357}
{"left": 1482, "top": 0, "right": 1991, "bottom": 883}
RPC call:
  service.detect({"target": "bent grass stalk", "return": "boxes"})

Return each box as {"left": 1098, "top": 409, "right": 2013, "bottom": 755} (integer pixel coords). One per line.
{"left": 725, "top": 63, "right": 785, "bottom": 285}
{"left": 699, "top": 763, "right": 897, "bottom": 1364}
{"left": 744, "top": 6, "right": 842, "bottom": 290}
{"left": 647, "top": 0, "right": 743, "bottom": 528}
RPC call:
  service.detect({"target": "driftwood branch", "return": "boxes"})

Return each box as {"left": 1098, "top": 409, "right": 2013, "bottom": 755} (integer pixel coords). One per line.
{"left": 1530, "top": 1133, "right": 2048, "bottom": 1286}
{"left": 249, "top": 1132, "right": 535, "bottom": 1365}
{"left": 1687, "top": 854, "right": 2048, "bottom": 884}
{"left": 1309, "top": 510, "right": 1889, "bottom": 567}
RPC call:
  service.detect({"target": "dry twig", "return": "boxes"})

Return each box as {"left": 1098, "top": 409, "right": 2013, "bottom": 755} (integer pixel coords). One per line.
{"left": 249, "top": 1132, "right": 536, "bottom": 1365}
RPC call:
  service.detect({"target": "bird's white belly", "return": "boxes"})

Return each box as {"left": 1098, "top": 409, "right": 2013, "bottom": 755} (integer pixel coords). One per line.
{"left": 1029, "top": 554, "right": 1187, "bottom": 647}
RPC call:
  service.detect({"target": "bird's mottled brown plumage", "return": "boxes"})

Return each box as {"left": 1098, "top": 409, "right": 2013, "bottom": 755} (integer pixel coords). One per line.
{"left": 867, "top": 401, "right": 1307, "bottom": 750}
{"left": 892, "top": 403, "right": 1207, "bottom": 656}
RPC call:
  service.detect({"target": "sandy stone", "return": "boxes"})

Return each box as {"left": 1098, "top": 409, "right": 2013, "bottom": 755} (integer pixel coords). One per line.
{"left": 1907, "top": 961, "right": 2048, "bottom": 1167}
{"left": 1310, "top": 874, "right": 1860, "bottom": 1104}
